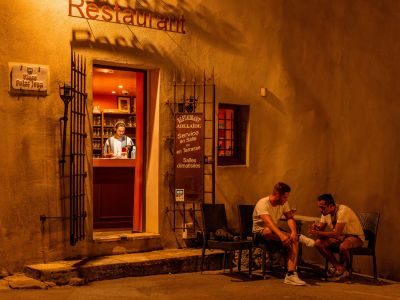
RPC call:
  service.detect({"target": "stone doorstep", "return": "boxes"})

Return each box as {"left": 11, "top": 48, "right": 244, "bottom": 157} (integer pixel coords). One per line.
{"left": 90, "top": 232, "right": 163, "bottom": 256}
{"left": 92, "top": 232, "right": 161, "bottom": 243}
{"left": 24, "top": 249, "right": 225, "bottom": 286}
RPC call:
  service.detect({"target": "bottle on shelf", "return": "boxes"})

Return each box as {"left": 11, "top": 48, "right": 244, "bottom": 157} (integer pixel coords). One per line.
{"left": 131, "top": 145, "right": 136, "bottom": 159}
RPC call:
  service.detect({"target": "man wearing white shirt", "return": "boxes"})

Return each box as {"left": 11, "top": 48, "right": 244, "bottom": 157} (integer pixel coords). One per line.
{"left": 253, "top": 182, "right": 306, "bottom": 286}
{"left": 310, "top": 193, "right": 364, "bottom": 279}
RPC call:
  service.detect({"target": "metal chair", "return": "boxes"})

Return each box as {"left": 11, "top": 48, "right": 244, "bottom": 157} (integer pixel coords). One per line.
{"left": 238, "top": 204, "right": 286, "bottom": 278}
{"left": 349, "top": 212, "right": 380, "bottom": 279}
{"left": 325, "top": 212, "right": 380, "bottom": 280}
{"left": 200, "top": 204, "right": 253, "bottom": 277}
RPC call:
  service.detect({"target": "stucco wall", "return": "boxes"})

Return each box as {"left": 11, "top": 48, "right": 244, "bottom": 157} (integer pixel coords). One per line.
{"left": 0, "top": 0, "right": 399, "bottom": 280}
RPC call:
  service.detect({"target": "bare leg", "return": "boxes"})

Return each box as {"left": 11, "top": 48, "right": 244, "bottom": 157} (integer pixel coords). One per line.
{"left": 261, "top": 228, "right": 298, "bottom": 272}
{"left": 261, "top": 227, "right": 282, "bottom": 241}
{"left": 339, "top": 237, "right": 363, "bottom": 270}
{"left": 315, "top": 238, "right": 339, "bottom": 268}
{"left": 286, "top": 240, "right": 298, "bottom": 272}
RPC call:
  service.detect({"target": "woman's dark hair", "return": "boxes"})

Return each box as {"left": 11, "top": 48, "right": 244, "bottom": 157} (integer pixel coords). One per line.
{"left": 273, "top": 182, "right": 291, "bottom": 195}
{"left": 318, "top": 193, "right": 336, "bottom": 206}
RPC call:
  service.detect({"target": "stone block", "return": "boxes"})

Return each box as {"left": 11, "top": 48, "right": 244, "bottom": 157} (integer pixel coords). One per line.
{"left": 5, "top": 273, "right": 48, "bottom": 290}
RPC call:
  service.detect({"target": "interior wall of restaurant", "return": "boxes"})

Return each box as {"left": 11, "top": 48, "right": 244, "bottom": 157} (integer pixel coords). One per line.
{"left": 92, "top": 94, "right": 119, "bottom": 111}
{"left": 0, "top": 0, "right": 399, "bottom": 280}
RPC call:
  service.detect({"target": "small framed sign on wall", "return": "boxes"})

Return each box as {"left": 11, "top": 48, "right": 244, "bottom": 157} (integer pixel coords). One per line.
{"left": 117, "top": 96, "right": 130, "bottom": 112}
{"left": 9, "top": 62, "right": 49, "bottom": 96}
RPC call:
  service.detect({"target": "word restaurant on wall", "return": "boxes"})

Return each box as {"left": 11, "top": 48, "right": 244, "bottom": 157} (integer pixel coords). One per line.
{"left": 69, "top": 0, "right": 186, "bottom": 34}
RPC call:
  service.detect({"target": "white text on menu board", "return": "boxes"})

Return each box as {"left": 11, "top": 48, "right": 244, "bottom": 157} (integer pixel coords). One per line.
{"left": 176, "top": 115, "right": 201, "bottom": 169}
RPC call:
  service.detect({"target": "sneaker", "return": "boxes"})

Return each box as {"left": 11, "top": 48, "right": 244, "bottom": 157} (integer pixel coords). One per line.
{"left": 326, "top": 266, "right": 336, "bottom": 277}
{"left": 327, "top": 270, "right": 349, "bottom": 282}
{"left": 299, "top": 234, "right": 315, "bottom": 247}
{"left": 284, "top": 272, "right": 306, "bottom": 286}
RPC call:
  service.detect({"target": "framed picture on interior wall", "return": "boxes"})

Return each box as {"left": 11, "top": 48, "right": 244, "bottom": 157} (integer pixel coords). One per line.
{"left": 117, "top": 96, "right": 130, "bottom": 113}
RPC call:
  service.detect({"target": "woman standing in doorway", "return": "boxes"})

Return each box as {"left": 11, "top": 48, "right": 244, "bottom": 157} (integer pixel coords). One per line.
{"left": 103, "top": 122, "right": 134, "bottom": 158}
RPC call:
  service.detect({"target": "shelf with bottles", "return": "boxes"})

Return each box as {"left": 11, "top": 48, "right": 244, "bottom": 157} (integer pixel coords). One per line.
{"left": 93, "top": 112, "right": 136, "bottom": 127}
{"left": 92, "top": 139, "right": 103, "bottom": 151}
{"left": 102, "top": 125, "right": 136, "bottom": 129}
{"left": 93, "top": 127, "right": 102, "bottom": 138}
{"left": 103, "top": 113, "right": 136, "bottom": 128}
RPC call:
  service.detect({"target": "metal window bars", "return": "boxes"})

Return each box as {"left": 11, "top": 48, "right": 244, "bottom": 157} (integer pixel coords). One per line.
{"left": 42, "top": 51, "right": 87, "bottom": 246}
{"left": 69, "top": 51, "right": 87, "bottom": 246}
{"left": 165, "top": 70, "right": 216, "bottom": 234}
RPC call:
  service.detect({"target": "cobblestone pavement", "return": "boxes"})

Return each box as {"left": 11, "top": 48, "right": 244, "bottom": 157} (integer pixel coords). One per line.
{"left": 1, "top": 270, "right": 399, "bottom": 300}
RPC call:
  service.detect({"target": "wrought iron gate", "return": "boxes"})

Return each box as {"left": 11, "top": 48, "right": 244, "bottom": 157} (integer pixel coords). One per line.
{"left": 166, "top": 71, "right": 216, "bottom": 234}
{"left": 69, "top": 51, "right": 87, "bottom": 245}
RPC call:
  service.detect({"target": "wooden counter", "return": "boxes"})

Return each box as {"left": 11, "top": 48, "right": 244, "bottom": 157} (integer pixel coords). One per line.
{"left": 93, "top": 158, "right": 136, "bottom": 167}
{"left": 93, "top": 158, "right": 135, "bottom": 229}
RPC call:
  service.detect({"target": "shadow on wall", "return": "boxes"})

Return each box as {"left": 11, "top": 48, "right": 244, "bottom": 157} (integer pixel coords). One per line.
{"left": 131, "top": 0, "right": 247, "bottom": 54}
{"left": 273, "top": 1, "right": 333, "bottom": 191}
{"left": 70, "top": 0, "right": 246, "bottom": 70}
{"left": 173, "top": 0, "right": 247, "bottom": 54}
{"left": 70, "top": 29, "right": 184, "bottom": 71}
{"left": 278, "top": 2, "right": 331, "bottom": 128}
{"left": 213, "top": 81, "right": 287, "bottom": 115}
{"left": 260, "top": 89, "right": 287, "bottom": 116}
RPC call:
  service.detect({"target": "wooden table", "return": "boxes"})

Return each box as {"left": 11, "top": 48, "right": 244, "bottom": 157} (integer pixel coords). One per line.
{"left": 281, "top": 214, "right": 320, "bottom": 233}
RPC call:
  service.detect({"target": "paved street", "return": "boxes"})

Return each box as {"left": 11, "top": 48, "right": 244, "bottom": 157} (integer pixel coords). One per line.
{"left": 1, "top": 270, "right": 399, "bottom": 300}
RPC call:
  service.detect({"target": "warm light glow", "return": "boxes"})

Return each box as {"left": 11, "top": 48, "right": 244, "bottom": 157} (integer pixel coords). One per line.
{"left": 95, "top": 68, "right": 114, "bottom": 74}
{"left": 112, "top": 91, "right": 116, "bottom": 94}
{"left": 118, "top": 84, "right": 123, "bottom": 89}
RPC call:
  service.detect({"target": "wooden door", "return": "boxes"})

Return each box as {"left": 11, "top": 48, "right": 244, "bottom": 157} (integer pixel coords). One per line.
{"left": 93, "top": 167, "right": 134, "bottom": 229}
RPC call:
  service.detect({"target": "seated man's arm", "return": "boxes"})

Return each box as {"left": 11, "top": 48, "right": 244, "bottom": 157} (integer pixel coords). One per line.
{"left": 311, "top": 222, "right": 345, "bottom": 239}
{"left": 283, "top": 211, "right": 298, "bottom": 242}
{"left": 315, "top": 222, "right": 327, "bottom": 231}
{"left": 260, "top": 214, "right": 289, "bottom": 244}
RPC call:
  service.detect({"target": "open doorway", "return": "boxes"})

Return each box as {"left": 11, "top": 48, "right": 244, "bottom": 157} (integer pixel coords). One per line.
{"left": 92, "top": 65, "right": 145, "bottom": 232}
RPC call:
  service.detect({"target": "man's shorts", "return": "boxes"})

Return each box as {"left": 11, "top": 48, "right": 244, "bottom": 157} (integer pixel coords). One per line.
{"left": 252, "top": 227, "right": 287, "bottom": 249}
{"left": 327, "top": 234, "right": 363, "bottom": 248}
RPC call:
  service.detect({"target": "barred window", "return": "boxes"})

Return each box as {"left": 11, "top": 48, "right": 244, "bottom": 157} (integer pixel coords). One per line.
{"left": 217, "top": 104, "right": 248, "bottom": 166}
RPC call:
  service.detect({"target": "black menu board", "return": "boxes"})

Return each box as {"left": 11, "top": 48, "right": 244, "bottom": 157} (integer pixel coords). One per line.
{"left": 174, "top": 113, "right": 204, "bottom": 202}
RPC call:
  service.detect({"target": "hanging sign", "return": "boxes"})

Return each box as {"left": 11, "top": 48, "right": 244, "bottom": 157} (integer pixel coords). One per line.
{"left": 175, "top": 113, "right": 204, "bottom": 202}
{"left": 9, "top": 63, "right": 49, "bottom": 95}
{"left": 69, "top": 0, "right": 186, "bottom": 34}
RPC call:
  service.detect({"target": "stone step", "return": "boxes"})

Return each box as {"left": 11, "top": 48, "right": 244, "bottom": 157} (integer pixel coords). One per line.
{"left": 89, "top": 232, "right": 163, "bottom": 256}
{"left": 24, "top": 249, "right": 224, "bottom": 285}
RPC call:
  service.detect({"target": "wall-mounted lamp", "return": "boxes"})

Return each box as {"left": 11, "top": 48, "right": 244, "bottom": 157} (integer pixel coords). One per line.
{"left": 59, "top": 83, "right": 72, "bottom": 102}
{"left": 59, "top": 83, "right": 73, "bottom": 176}
{"left": 260, "top": 87, "right": 268, "bottom": 97}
